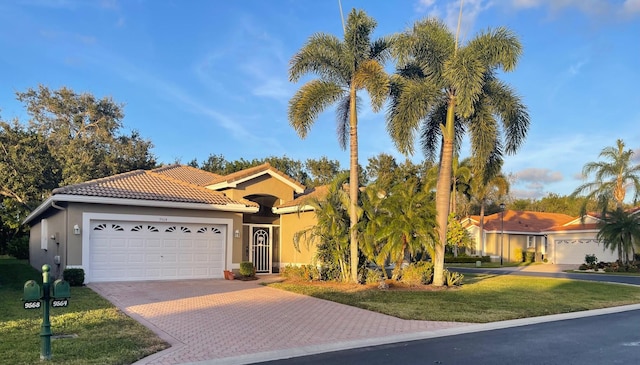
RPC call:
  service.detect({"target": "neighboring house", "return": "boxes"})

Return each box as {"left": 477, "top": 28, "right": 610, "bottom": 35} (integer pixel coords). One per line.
{"left": 24, "top": 163, "right": 318, "bottom": 283}
{"left": 462, "top": 210, "right": 618, "bottom": 265}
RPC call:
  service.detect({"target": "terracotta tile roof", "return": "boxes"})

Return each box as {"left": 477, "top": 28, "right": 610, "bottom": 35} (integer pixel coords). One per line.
{"left": 52, "top": 169, "right": 258, "bottom": 207}
{"left": 152, "top": 164, "right": 221, "bottom": 186}
{"left": 277, "top": 185, "right": 329, "bottom": 208}
{"left": 470, "top": 210, "right": 576, "bottom": 233}
{"left": 211, "top": 163, "right": 306, "bottom": 192}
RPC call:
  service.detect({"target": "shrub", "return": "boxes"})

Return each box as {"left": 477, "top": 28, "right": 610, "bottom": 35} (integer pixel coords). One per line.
{"left": 513, "top": 248, "right": 523, "bottom": 263}
{"left": 281, "top": 264, "right": 319, "bottom": 281}
{"left": 401, "top": 261, "right": 433, "bottom": 286}
{"left": 443, "top": 269, "right": 464, "bottom": 286}
{"left": 584, "top": 254, "right": 598, "bottom": 265}
{"left": 578, "top": 264, "right": 589, "bottom": 271}
{"left": 239, "top": 261, "right": 255, "bottom": 277}
{"left": 364, "top": 267, "right": 383, "bottom": 284}
{"left": 524, "top": 251, "right": 535, "bottom": 263}
{"left": 63, "top": 268, "right": 85, "bottom": 286}
{"left": 7, "top": 236, "right": 29, "bottom": 260}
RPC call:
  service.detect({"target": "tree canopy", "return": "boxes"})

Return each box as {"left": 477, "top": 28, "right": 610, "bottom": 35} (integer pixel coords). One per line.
{"left": 0, "top": 86, "right": 156, "bottom": 253}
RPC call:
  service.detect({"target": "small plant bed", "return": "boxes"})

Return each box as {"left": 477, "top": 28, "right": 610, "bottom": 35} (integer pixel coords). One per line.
{"left": 577, "top": 254, "right": 640, "bottom": 274}
{"left": 0, "top": 258, "right": 169, "bottom": 364}
{"left": 268, "top": 274, "right": 640, "bottom": 323}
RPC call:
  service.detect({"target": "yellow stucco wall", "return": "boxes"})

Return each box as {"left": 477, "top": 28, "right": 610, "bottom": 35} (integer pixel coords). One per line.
{"left": 224, "top": 174, "right": 296, "bottom": 204}
{"left": 279, "top": 210, "right": 317, "bottom": 266}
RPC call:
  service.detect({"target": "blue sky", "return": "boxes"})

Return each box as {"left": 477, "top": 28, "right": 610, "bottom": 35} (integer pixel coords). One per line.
{"left": 1, "top": 0, "right": 639, "bottom": 200}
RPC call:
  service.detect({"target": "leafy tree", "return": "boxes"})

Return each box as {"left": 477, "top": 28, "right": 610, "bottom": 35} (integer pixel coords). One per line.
{"left": 293, "top": 174, "right": 354, "bottom": 282}
{"left": 446, "top": 213, "right": 473, "bottom": 255}
{"left": 16, "top": 85, "right": 156, "bottom": 185}
{"left": 288, "top": 9, "right": 391, "bottom": 282}
{"left": 388, "top": 18, "right": 528, "bottom": 285}
{"left": 596, "top": 208, "right": 640, "bottom": 264}
{"left": 365, "top": 153, "right": 398, "bottom": 190}
{"left": 0, "top": 119, "right": 60, "bottom": 252}
{"left": 572, "top": 139, "right": 640, "bottom": 215}
{"left": 263, "top": 156, "right": 309, "bottom": 185}
{"left": 305, "top": 157, "right": 341, "bottom": 187}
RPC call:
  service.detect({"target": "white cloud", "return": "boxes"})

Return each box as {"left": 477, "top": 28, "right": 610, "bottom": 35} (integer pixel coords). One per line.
{"left": 414, "top": 0, "right": 493, "bottom": 35}
{"left": 516, "top": 168, "right": 563, "bottom": 183}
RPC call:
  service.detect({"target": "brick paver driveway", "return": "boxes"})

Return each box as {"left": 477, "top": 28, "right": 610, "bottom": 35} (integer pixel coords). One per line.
{"left": 90, "top": 278, "right": 470, "bottom": 365}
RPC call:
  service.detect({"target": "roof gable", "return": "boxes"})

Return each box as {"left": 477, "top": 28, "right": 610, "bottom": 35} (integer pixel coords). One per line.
{"left": 207, "top": 163, "right": 305, "bottom": 194}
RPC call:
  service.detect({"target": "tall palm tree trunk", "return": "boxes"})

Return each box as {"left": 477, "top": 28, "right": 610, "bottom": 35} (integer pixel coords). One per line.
{"left": 349, "top": 83, "right": 360, "bottom": 283}
{"left": 433, "top": 98, "right": 456, "bottom": 286}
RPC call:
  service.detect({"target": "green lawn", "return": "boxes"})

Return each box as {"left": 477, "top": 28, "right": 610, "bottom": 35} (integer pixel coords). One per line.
{"left": 269, "top": 274, "right": 640, "bottom": 323}
{"left": 0, "top": 258, "right": 168, "bottom": 365}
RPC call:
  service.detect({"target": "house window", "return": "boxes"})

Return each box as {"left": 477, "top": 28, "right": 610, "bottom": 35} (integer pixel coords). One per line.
{"left": 41, "top": 218, "right": 48, "bottom": 250}
{"left": 527, "top": 236, "right": 535, "bottom": 249}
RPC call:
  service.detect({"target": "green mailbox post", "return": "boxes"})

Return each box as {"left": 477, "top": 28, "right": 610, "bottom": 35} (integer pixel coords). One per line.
{"left": 22, "top": 264, "right": 70, "bottom": 361}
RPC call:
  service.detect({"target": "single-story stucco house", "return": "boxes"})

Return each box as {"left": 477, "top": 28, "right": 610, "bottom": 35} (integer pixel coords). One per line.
{"left": 462, "top": 209, "right": 627, "bottom": 264}
{"left": 24, "top": 161, "right": 636, "bottom": 283}
{"left": 24, "top": 163, "right": 318, "bottom": 283}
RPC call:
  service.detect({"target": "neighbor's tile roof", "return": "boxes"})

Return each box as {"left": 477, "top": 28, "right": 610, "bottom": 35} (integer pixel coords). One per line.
{"left": 277, "top": 185, "right": 329, "bottom": 208}
{"left": 152, "top": 164, "right": 222, "bottom": 186}
{"left": 52, "top": 169, "right": 258, "bottom": 207}
{"left": 471, "top": 210, "right": 576, "bottom": 233}
{"left": 211, "top": 162, "right": 306, "bottom": 191}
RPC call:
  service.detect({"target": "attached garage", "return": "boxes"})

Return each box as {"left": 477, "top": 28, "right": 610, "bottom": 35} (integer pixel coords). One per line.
{"left": 83, "top": 213, "right": 232, "bottom": 283}
{"left": 553, "top": 237, "right": 617, "bottom": 265}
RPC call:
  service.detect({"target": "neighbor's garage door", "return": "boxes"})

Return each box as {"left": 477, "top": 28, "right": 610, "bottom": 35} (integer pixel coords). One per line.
{"left": 89, "top": 220, "right": 226, "bottom": 282}
{"left": 554, "top": 238, "right": 617, "bottom": 265}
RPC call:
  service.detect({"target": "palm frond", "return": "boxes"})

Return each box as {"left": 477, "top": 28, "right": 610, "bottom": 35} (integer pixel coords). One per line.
{"left": 288, "top": 80, "right": 345, "bottom": 138}
{"left": 289, "top": 34, "right": 348, "bottom": 84}
{"left": 353, "top": 59, "right": 390, "bottom": 112}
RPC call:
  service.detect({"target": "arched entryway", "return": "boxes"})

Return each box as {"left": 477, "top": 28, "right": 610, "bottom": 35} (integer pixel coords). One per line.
{"left": 242, "top": 194, "right": 280, "bottom": 273}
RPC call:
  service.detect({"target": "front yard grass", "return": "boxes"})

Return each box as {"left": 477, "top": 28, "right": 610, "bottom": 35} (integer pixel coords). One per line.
{"left": 0, "top": 257, "right": 168, "bottom": 365}
{"left": 268, "top": 274, "right": 640, "bottom": 323}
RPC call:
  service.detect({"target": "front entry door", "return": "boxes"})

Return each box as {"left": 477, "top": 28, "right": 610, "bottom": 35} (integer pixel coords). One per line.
{"left": 251, "top": 226, "right": 271, "bottom": 273}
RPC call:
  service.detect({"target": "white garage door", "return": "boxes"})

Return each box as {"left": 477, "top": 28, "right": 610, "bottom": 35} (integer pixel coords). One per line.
{"left": 89, "top": 220, "right": 226, "bottom": 282}
{"left": 554, "top": 238, "right": 617, "bottom": 265}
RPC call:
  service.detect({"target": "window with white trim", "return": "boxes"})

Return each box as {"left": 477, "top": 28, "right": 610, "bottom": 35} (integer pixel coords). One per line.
{"left": 41, "top": 218, "right": 48, "bottom": 250}
{"left": 527, "top": 236, "right": 535, "bottom": 249}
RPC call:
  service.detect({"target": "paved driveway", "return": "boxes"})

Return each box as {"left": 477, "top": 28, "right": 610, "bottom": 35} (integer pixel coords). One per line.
{"left": 89, "top": 278, "right": 470, "bottom": 365}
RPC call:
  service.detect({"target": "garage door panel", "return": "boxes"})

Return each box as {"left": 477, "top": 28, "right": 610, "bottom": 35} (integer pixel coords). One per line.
{"left": 89, "top": 220, "right": 226, "bottom": 282}
{"left": 555, "top": 239, "right": 618, "bottom": 264}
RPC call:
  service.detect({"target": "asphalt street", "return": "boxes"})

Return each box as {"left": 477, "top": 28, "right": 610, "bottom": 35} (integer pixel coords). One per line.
{"left": 259, "top": 309, "right": 640, "bottom": 365}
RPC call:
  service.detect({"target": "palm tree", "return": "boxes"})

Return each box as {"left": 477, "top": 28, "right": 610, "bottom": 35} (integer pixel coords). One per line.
{"left": 572, "top": 139, "right": 640, "bottom": 215}
{"left": 288, "top": 9, "right": 390, "bottom": 282}
{"left": 450, "top": 156, "right": 472, "bottom": 218}
{"left": 597, "top": 208, "right": 640, "bottom": 264}
{"left": 360, "top": 177, "right": 438, "bottom": 278}
{"left": 387, "top": 18, "right": 529, "bottom": 285}
{"left": 293, "top": 174, "right": 355, "bottom": 282}
{"left": 471, "top": 170, "right": 509, "bottom": 256}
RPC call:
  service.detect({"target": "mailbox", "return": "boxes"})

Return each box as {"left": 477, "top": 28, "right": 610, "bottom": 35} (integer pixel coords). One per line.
{"left": 52, "top": 279, "right": 70, "bottom": 299}
{"left": 23, "top": 280, "right": 41, "bottom": 301}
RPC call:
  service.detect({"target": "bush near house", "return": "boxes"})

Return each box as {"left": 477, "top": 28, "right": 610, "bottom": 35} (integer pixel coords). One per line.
{"left": 239, "top": 261, "right": 256, "bottom": 277}
{"left": 63, "top": 268, "right": 85, "bottom": 286}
